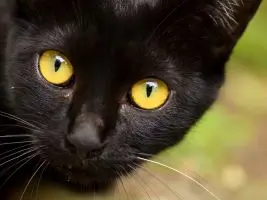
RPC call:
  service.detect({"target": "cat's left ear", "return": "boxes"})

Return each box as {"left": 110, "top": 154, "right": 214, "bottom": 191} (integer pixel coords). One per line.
{"left": 206, "top": 0, "right": 262, "bottom": 42}
{"left": 162, "top": 0, "right": 262, "bottom": 56}
{"left": 176, "top": 0, "right": 263, "bottom": 60}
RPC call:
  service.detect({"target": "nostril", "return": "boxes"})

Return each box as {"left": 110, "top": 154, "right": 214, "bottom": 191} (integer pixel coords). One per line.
{"left": 65, "top": 136, "right": 104, "bottom": 159}
{"left": 66, "top": 128, "right": 103, "bottom": 156}
{"left": 66, "top": 114, "right": 106, "bottom": 157}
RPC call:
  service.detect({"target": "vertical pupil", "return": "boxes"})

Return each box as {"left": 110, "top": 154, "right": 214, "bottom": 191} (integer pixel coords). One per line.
{"left": 54, "top": 58, "right": 62, "bottom": 72}
{"left": 146, "top": 83, "right": 154, "bottom": 98}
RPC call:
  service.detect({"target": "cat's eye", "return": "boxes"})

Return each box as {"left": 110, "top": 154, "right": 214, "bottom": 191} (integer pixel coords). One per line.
{"left": 39, "top": 50, "right": 74, "bottom": 86}
{"left": 130, "top": 78, "right": 169, "bottom": 110}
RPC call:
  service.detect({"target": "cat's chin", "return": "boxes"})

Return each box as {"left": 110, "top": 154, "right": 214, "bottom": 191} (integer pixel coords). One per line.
{"left": 62, "top": 174, "right": 115, "bottom": 193}
{"left": 45, "top": 164, "right": 121, "bottom": 192}
{"left": 46, "top": 171, "right": 116, "bottom": 193}
{"left": 42, "top": 151, "right": 139, "bottom": 192}
{"left": 63, "top": 169, "right": 117, "bottom": 187}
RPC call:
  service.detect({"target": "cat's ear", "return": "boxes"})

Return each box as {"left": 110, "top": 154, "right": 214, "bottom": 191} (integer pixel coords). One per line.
{"left": 162, "top": 0, "right": 262, "bottom": 57}
{"left": 161, "top": 0, "right": 262, "bottom": 72}
{"left": 171, "top": 0, "right": 262, "bottom": 59}
{"left": 197, "top": 0, "right": 262, "bottom": 70}
{"left": 205, "top": 0, "right": 262, "bottom": 42}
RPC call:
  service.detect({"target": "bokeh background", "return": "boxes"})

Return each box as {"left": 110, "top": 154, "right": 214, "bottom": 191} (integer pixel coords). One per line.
{"left": 10, "top": 1, "right": 267, "bottom": 200}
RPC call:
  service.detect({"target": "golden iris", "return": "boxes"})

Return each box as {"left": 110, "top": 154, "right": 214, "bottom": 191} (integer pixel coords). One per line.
{"left": 39, "top": 50, "right": 74, "bottom": 85}
{"left": 131, "top": 79, "right": 169, "bottom": 110}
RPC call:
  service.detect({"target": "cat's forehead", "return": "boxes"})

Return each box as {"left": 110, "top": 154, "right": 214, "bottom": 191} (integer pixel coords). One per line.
{"left": 111, "top": 0, "right": 159, "bottom": 8}
{"left": 108, "top": 0, "right": 160, "bottom": 15}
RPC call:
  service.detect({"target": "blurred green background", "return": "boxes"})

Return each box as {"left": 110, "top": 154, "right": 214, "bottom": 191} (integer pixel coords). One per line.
{"left": 10, "top": 1, "right": 267, "bottom": 200}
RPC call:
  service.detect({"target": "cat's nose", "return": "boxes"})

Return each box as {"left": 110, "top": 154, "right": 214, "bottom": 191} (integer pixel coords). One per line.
{"left": 66, "top": 120, "right": 104, "bottom": 156}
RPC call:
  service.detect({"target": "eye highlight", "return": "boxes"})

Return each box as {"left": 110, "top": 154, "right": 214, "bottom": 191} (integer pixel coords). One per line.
{"left": 39, "top": 50, "right": 74, "bottom": 86}
{"left": 130, "top": 79, "right": 169, "bottom": 110}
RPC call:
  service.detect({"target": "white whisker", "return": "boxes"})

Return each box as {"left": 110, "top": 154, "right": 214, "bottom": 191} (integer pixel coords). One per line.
{"left": 0, "top": 153, "right": 40, "bottom": 189}
{"left": 135, "top": 152, "right": 154, "bottom": 157}
{"left": 0, "top": 124, "right": 41, "bottom": 132}
{"left": 34, "top": 162, "right": 49, "bottom": 200}
{"left": 119, "top": 166, "right": 152, "bottom": 200}
{"left": 0, "top": 140, "right": 33, "bottom": 146}
{"left": 128, "top": 164, "right": 160, "bottom": 200}
{"left": 119, "top": 177, "right": 130, "bottom": 200}
{"left": 0, "top": 111, "right": 39, "bottom": 129}
{"left": 133, "top": 163, "right": 183, "bottom": 200}
{"left": 0, "top": 148, "right": 37, "bottom": 167}
{"left": 0, "top": 134, "right": 32, "bottom": 138}
{"left": 0, "top": 147, "right": 33, "bottom": 162}
{"left": 128, "top": 165, "right": 160, "bottom": 200}
{"left": 0, "top": 152, "right": 35, "bottom": 179}
{"left": 0, "top": 144, "right": 31, "bottom": 157}
{"left": 137, "top": 157, "right": 222, "bottom": 200}
{"left": 117, "top": 170, "right": 130, "bottom": 200}
{"left": 19, "top": 160, "right": 47, "bottom": 200}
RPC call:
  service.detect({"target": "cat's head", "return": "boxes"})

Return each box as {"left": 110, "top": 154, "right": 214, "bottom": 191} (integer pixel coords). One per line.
{"left": 3, "top": 0, "right": 261, "bottom": 187}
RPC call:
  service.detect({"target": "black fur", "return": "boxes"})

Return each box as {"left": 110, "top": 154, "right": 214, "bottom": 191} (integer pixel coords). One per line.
{"left": 0, "top": 0, "right": 262, "bottom": 197}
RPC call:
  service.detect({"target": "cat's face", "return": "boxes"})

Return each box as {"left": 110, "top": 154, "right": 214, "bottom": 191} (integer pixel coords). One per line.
{"left": 3, "top": 0, "right": 261, "bottom": 187}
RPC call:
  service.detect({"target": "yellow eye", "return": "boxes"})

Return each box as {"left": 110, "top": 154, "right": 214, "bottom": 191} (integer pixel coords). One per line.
{"left": 39, "top": 50, "right": 74, "bottom": 86}
{"left": 131, "top": 79, "right": 169, "bottom": 110}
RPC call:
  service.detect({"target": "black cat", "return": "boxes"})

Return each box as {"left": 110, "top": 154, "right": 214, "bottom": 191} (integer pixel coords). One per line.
{"left": 0, "top": 0, "right": 262, "bottom": 198}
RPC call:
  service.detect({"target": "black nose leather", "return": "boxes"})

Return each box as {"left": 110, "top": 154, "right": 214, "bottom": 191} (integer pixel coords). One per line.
{"left": 67, "top": 120, "right": 103, "bottom": 155}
